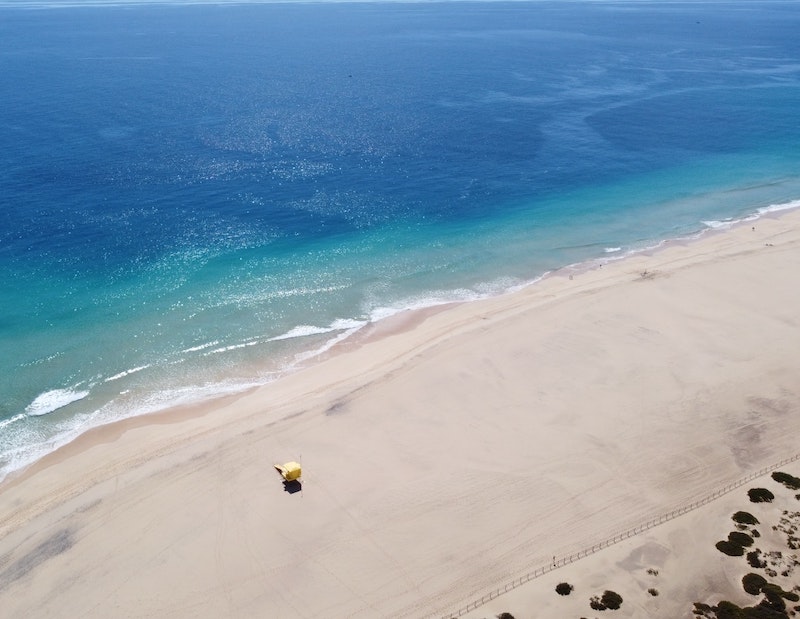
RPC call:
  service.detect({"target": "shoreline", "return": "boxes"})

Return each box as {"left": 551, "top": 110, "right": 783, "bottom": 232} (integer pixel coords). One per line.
{"left": 2, "top": 205, "right": 800, "bottom": 617}
{"left": 4, "top": 201, "right": 797, "bottom": 488}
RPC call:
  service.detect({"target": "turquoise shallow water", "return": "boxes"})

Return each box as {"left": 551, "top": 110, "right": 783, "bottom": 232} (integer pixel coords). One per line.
{"left": 1, "top": 0, "right": 800, "bottom": 479}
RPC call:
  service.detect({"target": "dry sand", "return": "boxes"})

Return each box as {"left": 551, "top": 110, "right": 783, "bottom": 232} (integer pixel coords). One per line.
{"left": 2, "top": 210, "right": 800, "bottom": 618}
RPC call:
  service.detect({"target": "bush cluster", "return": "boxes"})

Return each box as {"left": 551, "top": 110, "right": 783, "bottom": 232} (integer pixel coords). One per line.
{"left": 693, "top": 599, "right": 792, "bottom": 618}
{"left": 728, "top": 531, "right": 755, "bottom": 547}
{"left": 589, "top": 590, "right": 623, "bottom": 611}
{"left": 732, "top": 511, "right": 760, "bottom": 526}
{"left": 772, "top": 471, "right": 800, "bottom": 491}
{"left": 748, "top": 488, "right": 775, "bottom": 503}
{"left": 692, "top": 480, "right": 800, "bottom": 618}
{"left": 742, "top": 573, "right": 767, "bottom": 595}
{"left": 746, "top": 549, "right": 766, "bottom": 569}
{"left": 715, "top": 540, "right": 745, "bottom": 557}
{"left": 555, "top": 582, "right": 573, "bottom": 596}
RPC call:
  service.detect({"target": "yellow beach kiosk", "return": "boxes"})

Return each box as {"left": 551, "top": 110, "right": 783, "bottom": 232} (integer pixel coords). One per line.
{"left": 274, "top": 461, "right": 302, "bottom": 482}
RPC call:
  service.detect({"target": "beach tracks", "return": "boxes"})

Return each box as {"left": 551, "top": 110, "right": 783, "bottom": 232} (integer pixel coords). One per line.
{"left": 436, "top": 452, "right": 800, "bottom": 619}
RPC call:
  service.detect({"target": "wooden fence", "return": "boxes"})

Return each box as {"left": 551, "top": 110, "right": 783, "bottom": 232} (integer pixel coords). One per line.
{"left": 440, "top": 453, "right": 800, "bottom": 618}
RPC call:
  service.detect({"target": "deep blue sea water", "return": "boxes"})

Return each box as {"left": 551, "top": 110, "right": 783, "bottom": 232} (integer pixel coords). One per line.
{"left": 2, "top": 0, "right": 800, "bottom": 479}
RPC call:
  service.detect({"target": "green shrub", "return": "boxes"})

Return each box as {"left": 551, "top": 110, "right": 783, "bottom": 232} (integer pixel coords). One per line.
{"left": 748, "top": 488, "right": 775, "bottom": 503}
{"left": 762, "top": 582, "right": 800, "bottom": 603}
{"left": 716, "top": 540, "right": 745, "bottom": 556}
{"left": 742, "top": 573, "right": 767, "bottom": 595}
{"left": 761, "top": 584, "right": 787, "bottom": 612}
{"left": 747, "top": 549, "right": 766, "bottom": 568}
{"left": 601, "top": 590, "right": 623, "bottom": 610}
{"left": 728, "top": 531, "right": 754, "bottom": 547}
{"left": 692, "top": 598, "right": 793, "bottom": 619}
{"left": 733, "top": 511, "right": 760, "bottom": 525}
{"left": 716, "top": 600, "right": 744, "bottom": 617}
{"left": 772, "top": 471, "right": 800, "bottom": 490}
{"left": 590, "top": 590, "right": 623, "bottom": 611}
{"left": 555, "top": 582, "right": 573, "bottom": 596}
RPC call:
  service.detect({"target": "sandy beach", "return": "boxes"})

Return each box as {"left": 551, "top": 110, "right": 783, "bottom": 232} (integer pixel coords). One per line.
{"left": 2, "top": 210, "right": 800, "bottom": 618}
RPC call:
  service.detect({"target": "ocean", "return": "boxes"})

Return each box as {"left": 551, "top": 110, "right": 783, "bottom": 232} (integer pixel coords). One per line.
{"left": 2, "top": 0, "right": 799, "bottom": 481}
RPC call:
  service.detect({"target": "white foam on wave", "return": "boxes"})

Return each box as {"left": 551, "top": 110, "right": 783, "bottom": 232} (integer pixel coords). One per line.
{"left": 268, "top": 282, "right": 523, "bottom": 362}
{"left": 25, "top": 388, "right": 90, "bottom": 417}
{"left": 20, "top": 352, "right": 64, "bottom": 368}
{"left": 292, "top": 326, "right": 364, "bottom": 365}
{"left": 369, "top": 294, "right": 459, "bottom": 323}
{"left": 287, "top": 283, "right": 530, "bottom": 366}
{"left": 329, "top": 318, "right": 367, "bottom": 330}
{"left": 104, "top": 364, "right": 151, "bottom": 382}
{"left": 579, "top": 198, "right": 800, "bottom": 276}
{"left": 266, "top": 319, "right": 370, "bottom": 368}
{"left": 269, "top": 318, "right": 367, "bottom": 342}
{"left": 269, "top": 325, "right": 337, "bottom": 342}
{"left": 701, "top": 219, "right": 730, "bottom": 230}
{"left": 0, "top": 413, "right": 26, "bottom": 431}
{"left": 703, "top": 198, "right": 800, "bottom": 230}
{"left": 204, "top": 340, "right": 260, "bottom": 355}
{"left": 132, "top": 379, "right": 267, "bottom": 416}
{"left": 181, "top": 341, "right": 220, "bottom": 353}
{"left": 265, "top": 284, "right": 350, "bottom": 301}
{"left": 702, "top": 215, "right": 758, "bottom": 230}
{"left": 1, "top": 375, "right": 273, "bottom": 483}
{"left": 365, "top": 284, "right": 504, "bottom": 324}
{"left": 604, "top": 247, "right": 622, "bottom": 253}
{"left": 209, "top": 284, "right": 351, "bottom": 311}
{"left": 268, "top": 285, "right": 515, "bottom": 368}
{"left": 758, "top": 198, "right": 800, "bottom": 215}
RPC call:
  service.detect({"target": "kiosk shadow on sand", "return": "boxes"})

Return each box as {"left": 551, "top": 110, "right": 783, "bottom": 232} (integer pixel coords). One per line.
{"left": 283, "top": 480, "right": 302, "bottom": 494}
{"left": 274, "top": 462, "right": 302, "bottom": 494}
